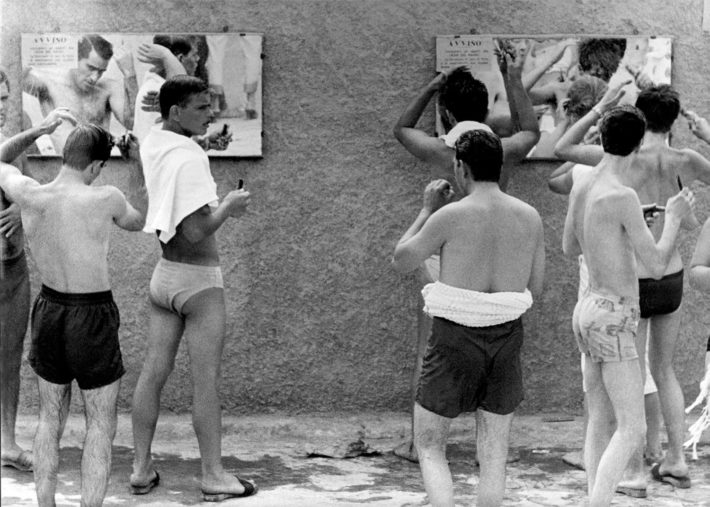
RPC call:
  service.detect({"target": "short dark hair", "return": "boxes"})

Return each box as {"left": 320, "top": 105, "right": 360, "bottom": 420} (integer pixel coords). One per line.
{"left": 78, "top": 34, "right": 114, "bottom": 61}
{"left": 577, "top": 38, "right": 626, "bottom": 82}
{"left": 152, "top": 34, "right": 193, "bottom": 58}
{"left": 159, "top": 75, "right": 209, "bottom": 119}
{"left": 454, "top": 129, "right": 503, "bottom": 183}
{"left": 599, "top": 105, "right": 646, "bottom": 156}
{"left": 62, "top": 124, "right": 114, "bottom": 170}
{"left": 438, "top": 66, "right": 489, "bottom": 124}
{"left": 635, "top": 85, "right": 680, "bottom": 133}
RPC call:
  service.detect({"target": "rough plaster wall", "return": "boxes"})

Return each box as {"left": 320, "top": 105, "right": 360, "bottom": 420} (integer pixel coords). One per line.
{"left": 1, "top": 0, "right": 709, "bottom": 414}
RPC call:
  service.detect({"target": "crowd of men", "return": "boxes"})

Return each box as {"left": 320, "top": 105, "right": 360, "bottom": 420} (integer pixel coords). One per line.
{"left": 0, "top": 36, "right": 709, "bottom": 507}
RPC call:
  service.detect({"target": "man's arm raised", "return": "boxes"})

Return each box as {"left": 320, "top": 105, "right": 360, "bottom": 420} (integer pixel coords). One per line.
{"left": 109, "top": 46, "right": 138, "bottom": 130}
{"left": 0, "top": 107, "right": 77, "bottom": 164}
{"left": 553, "top": 79, "right": 630, "bottom": 165}
{"left": 393, "top": 72, "right": 451, "bottom": 171}
{"left": 111, "top": 133, "right": 148, "bottom": 231}
{"left": 392, "top": 179, "right": 452, "bottom": 273}
{"left": 0, "top": 162, "right": 38, "bottom": 208}
{"left": 623, "top": 187, "right": 694, "bottom": 278}
{"left": 498, "top": 48, "right": 540, "bottom": 165}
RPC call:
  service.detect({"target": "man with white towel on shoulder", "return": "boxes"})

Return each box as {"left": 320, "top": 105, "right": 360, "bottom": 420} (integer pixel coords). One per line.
{"left": 129, "top": 75, "right": 256, "bottom": 502}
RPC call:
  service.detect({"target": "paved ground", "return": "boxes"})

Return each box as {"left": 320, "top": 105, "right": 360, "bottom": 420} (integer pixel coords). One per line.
{"left": 2, "top": 412, "right": 709, "bottom": 506}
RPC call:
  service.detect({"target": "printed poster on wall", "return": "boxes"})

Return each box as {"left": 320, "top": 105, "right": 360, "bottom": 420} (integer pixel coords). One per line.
{"left": 436, "top": 35, "right": 672, "bottom": 159}
{"left": 21, "top": 32, "right": 264, "bottom": 157}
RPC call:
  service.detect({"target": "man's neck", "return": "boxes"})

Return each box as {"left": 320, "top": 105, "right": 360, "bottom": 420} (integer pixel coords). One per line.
{"left": 598, "top": 153, "right": 634, "bottom": 182}
{"left": 55, "top": 165, "right": 89, "bottom": 185}
{"left": 642, "top": 130, "right": 670, "bottom": 146}
{"left": 467, "top": 180, "right": 501, "bottom": 197}
{"left": 162, "top": 120, "right": 191, "bottom": 138}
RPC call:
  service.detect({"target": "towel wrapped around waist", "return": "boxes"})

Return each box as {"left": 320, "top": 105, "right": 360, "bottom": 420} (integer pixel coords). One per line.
{"left": 422, "top": 281, "right": 533, "bottom": 327}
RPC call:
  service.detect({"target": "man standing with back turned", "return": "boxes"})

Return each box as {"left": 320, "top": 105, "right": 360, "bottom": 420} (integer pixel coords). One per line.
{"left": 563, "top": 105, "right": 693, "bottom": 506}
{"left": 392, "top": 129, "right": 545, "bottom": 507}
{"left": 0, "top": 124, "right": 147, "bottom": 507}
{"left": 130, "top": 75, "right": 256, "bottom": 502}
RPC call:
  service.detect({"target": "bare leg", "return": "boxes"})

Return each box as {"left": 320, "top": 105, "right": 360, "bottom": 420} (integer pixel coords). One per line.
{"left": 582, "top": 355, "right": 613, "bottom": 496}
{"left": 33, "top": 378, "right": 71, "bottom": 507}
{"left": 131, "top": 301, "right": 184, "bottom": 484}
{"left": 648, "top": 310, "right": 688, "bottom": 478}
{"left": 476, "top": 409, "right": 514, "bottom": 507}
{"left": 80, "top": 380, "right": 120, "bottom": 507}
{"left": 182, "top": 287, "right": 244, "bottom": 494}
{"left": 618, "top": 320, "right": 649, "bottom": 493}
{"left": 413, "top": 403, "right": 453, "bottom": 507}
{"left": 644, "top": 392, "right": 664, "bottom": 461}
{"left": 394, "top": 307, "right": 431, "bottom": 462}
{"left": 588, "top": 358, "right": 646, "bottom": 507}
{"left": 0, "top": 262, "right": 31, "bottom": 465}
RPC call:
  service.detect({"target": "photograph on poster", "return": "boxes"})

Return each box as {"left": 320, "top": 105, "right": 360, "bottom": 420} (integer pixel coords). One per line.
{"left": 21, "top": 32, "right": 263, "bottom": 157}
{"left": 435, "top": 35, "right": 672, "bottom": 159}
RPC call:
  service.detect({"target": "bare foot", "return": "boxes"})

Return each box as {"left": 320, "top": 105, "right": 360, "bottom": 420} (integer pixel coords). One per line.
{"left": 1, "top": 447, "right": 33, "bottom": 472}
{"left": 392, "top": 441, "right": 418, "bottom": 463}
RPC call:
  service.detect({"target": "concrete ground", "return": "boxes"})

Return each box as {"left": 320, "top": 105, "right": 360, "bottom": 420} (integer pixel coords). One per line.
{"left": 2, "top": 412, "right": 709, "bottom": 506}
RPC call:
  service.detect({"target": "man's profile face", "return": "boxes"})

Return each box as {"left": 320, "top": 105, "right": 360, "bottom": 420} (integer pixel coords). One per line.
{"left": 179, "top": 47, "right": 200, "bottom": 77}
{"left": 0, "top": 81, "right": 9, "bottom": 129}
{"left": 75, "top": 49, "right": 109, "bottom": 92}
{"left": 177, "top": 91, "right": 213, "bottom": 136}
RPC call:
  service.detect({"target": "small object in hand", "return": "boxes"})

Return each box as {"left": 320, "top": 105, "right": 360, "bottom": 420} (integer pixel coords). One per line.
{"left": 643, "top": 205, "right": 665, "bottom": 217}
{"left": 221, "top": 124, "right": 229, "bottom": 136}
{"left": 238, "top": 179, "right": 244, "bottom": 189}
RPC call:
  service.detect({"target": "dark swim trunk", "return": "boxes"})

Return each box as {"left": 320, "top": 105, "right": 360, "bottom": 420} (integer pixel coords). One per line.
{"left": 416, "top": 316, "right": 524, "bottom": 418}
{"left": 29, "top": 285, "right": 124, "bottom": 390}
{"left": 638, "top": 269, "right": 683, "bottom": 319}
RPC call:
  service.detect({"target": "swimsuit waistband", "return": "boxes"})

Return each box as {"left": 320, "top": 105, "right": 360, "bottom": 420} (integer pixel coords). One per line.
{"left": 39, "top": 284, "right": 114, "bottom": 305}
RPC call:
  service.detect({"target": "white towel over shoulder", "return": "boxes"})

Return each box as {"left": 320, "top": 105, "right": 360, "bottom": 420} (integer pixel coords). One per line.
{"left": 422, "top": 281, "right": 533, "bottom": 327}
{"left": 141, "top": 128, "right": 218, "bottom": 243}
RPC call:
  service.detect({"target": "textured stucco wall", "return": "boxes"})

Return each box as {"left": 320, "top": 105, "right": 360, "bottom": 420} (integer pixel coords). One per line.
{"left": 1, "top": 0, "right": 709, "bottom": 415}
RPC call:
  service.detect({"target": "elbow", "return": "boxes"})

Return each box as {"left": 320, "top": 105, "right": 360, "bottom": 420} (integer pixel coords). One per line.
{"left": 393, "top": 125, "right": 404, "bottom": 143}
{"left": 391, "top": 250, "right": 414, "bottom": 274}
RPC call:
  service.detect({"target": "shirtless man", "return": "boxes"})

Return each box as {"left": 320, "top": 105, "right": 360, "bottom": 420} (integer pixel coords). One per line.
{"left": 391, "top": 47, "right": 539, "bottom": 463}
{"left": 0, "top": 68, "right": 77, "bottom": 473}
{"left": 556, "top": 84, "right": 710, "bottom": 491}
{"left": 392, "top": 129, "right": 544, "bottom": 507}
{"left": 562, "top": 105, "right": 693, "bottom": 506}
{"left": 23, "top": 34, "right": 137, "bottom": 154}
{"left": 0, "top": 124, "right": 147, "bottom": 507}
{"left": 130, "top": 75, "right": 256, "bottom": 501}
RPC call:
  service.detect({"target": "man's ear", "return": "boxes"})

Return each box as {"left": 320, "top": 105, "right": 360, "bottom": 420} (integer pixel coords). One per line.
{"left": 169, "top": 104, "right": 180, "bottom": 120}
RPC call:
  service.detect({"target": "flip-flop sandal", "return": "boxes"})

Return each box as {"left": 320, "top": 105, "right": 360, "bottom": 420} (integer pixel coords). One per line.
{"left": 130, "top": 470, "right": 160, "bottom": 495}
{"left": 1, "top": 451, "right": 33, "bottom": 472}
{"left": 616, "top": 485, "right": 647, "bottom": 498}
{"left": 650, "top": 462, "right": 691, "bottom": 489}
{"left": 202, "top": 477, "right": 257, "bottom": 502}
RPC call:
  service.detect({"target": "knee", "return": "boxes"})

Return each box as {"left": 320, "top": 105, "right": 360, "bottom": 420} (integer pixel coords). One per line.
{"left": 414, "top": 428, "right": 446, "bottom": 453}
{"left": 619, "top": 420, "right": 646, "bottom": 444}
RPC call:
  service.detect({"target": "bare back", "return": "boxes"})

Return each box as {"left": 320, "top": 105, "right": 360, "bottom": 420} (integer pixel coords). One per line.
{"left": 569, "top": 168, "right": 640, "bottom": 298}
{"left": 632, "top": 143, "right": 688, "bottom": 276}
{"left": 21, "top": 180, "right": 118, "bottom": 292}
{"left": 438, "top": 190, "right": 542, "bottom": 293}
